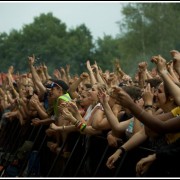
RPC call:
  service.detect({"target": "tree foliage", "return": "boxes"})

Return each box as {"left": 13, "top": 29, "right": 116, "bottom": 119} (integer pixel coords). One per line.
{"left": 117, "top": 3, "right": 180, "bottom": 75}
{"left": 0, "top": 4, "right": 180, "bottom": 77}
{"left": 0, "top": 12, "right": 93, "bottom": 75}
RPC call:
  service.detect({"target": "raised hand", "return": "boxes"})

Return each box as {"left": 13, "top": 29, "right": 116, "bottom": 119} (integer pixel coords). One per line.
{"left": 97, "top": 87, "right": 109, "bottom": 105}
{"left": 53, "top": 69, "right": 61, "bottom": 79}
{"left": 62, "top": 108, "right": 76, "bottom": 124}
{"left": 42, "top": 63, "right": 48, "bottom": 71}
{"left": 151, "top": 55, "right": 167, "bottom": 74}
{"left": 67, "top": 101, "right": 79, "bottom": 115}
{"left": 170, "top": 50, "right": 180, "bottom": 75}
{"left": 138, "top": 62, "right": 148, "bottom": 72}
{"left": 166, "top": 60, "right": 174, "bottom": 71}
{"left": 28, "top": 54, "right": 35, "bottom": 65}
{"left": 113, "top": 87, "right": 134, "bottom": 108}
{"left": 8, "top": 66, "right": 14, "bottom": 74}
{"left": 142, "top": 83, "right": 154, "bottom": 106}
{"left": 65, "top": 64, "right": 70, "bottom": 74}
{"left": 80, "top": 72, "right": 89, "bottom": 80}
{"left": 135, "top": 98, "right": 144, "bottom": 108}
{"left": 86, "top": 60, "right": 92, "bottom": 71}
{"left": 60, "top": 67, "right": 66, "bottom": 75}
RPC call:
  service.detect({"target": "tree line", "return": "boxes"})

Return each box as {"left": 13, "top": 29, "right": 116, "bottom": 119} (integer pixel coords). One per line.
{"left": 0, "top": 3, "right": 180, "bottom": 76}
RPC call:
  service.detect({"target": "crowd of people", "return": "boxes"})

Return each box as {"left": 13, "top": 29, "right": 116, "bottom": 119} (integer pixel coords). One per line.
{"left": 0, "top": 50, "right": 180, "bottom": 177}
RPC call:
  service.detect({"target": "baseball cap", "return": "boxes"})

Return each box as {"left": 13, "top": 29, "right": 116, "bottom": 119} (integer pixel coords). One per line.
{"left": 46, "top": 79, "right": 69, "bottom": 92}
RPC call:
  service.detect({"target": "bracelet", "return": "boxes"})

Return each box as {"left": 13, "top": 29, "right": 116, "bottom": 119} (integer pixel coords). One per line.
{"left": 74, "top": 120, "right": 80, "bottom": 126}
{"left": 77, "top": 122, "right": 83, "bottom": 129}
{"left": 145, "top": 107, "right": 153, "bottom": 111}
{"left": 144, "top": 105, "right": 153, "bottom": 109}
{"left": 119, "top": 146, "right": 126, "bottom": 156}
{"left": 75, "top": 121, "right": 81, "bottom": 128}
{"left": 80, "top": 123, "right": 86, "bottom": 132}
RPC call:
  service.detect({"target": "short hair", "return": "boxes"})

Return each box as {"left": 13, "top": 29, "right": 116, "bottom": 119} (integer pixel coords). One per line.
{"left": 122, "top": 86, "right": 142, "bottom": 101}
{"left": 145, "top": 78, "right": 162, "bottom": 89}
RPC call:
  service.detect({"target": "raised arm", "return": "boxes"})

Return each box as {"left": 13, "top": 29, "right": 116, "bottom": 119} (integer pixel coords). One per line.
{"left": 92, "top": 61, "right": 107, "bottom": 86}
{"left": 151, "top": 55, "right": 180, "bottom": 105}
{"left": 170, "top": 50, "right": 180, "bottom": 76}
{"left": 97, "top": 88, "right": 130, "bottom": 137}
{"left": 67, "top": 72, "right": 89, "bottom": 99}
{"left": 86, "top": 60, "right": 97, "bottom": 85}
{"left": 28, "top": 55, "right": 46, "bottom": 94}
{"left": 42, "top": 63, "right": 52, "bottom": 81}
{"left": 116, "top": 87, "right": 180, "bottom": 133}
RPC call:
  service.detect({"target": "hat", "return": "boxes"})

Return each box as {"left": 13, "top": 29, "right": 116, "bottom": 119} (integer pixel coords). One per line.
{"left": 46, "top": 79, "right": 69, "bottom": 92}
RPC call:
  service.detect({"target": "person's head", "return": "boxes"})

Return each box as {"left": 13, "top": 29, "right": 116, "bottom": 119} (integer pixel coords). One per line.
{"left": 18, "top": 85, "right": 28, "bottom": 98}
{"left": 25, "top": 85, "right": 34, "bottom": 99}
{"left": 46, "top": 79, "right": 69, "bottom": 100}
{"left": 154, "top": 82, "right": 176, "bottom": 111}
{"left": 78, "top": 90, "right": 92, "bottom": 109}
{"left": 78, "top": 83, "right": 92, "bottom": 94}
{"left": 145, "top": 78, "right": 162, "bottom": 90}
{"left": 122, "top": 86, "right": 142, "bottom": 102}
{"left": 116, "top": 86, "right": 142, "bottom": 115}
{"left": 88, "top": 83, "right": 107, "bottom": 104}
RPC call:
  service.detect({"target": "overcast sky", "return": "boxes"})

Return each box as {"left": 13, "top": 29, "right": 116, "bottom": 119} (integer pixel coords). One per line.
{"left": 0, "top": 1, "right": 127, "bottom": 40}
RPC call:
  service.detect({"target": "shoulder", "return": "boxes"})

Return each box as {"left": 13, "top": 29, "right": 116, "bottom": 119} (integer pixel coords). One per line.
{"left": 93, "top": 103, "right": 104, "bottom": 112}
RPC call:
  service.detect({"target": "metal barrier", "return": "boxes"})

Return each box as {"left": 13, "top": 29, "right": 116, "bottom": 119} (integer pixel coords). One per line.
{"left": 0, "top": 120, "right": 158, "bottom": 177}
{"left": 59, "top": 134, "right": 81, "bottom": 177}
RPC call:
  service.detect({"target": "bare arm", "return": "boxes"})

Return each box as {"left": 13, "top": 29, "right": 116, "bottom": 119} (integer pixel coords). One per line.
{"left": 97, "top": 89, "right": 130, "bottom": 136}
{"left": 92, "top": 61, "right": 107, "bottom": 86}
{"left": 42, "top": 63, "right": 52, "bottom": 81}
{"left": 86, "top": 60, "right": 97, "bottom": 85}
{"left": 31, "top": 117, "right": 54, "bottom": 126}
{"left": 117, "top": 87, "right": 180, "bottom": 133}
{"left": 28, "top": 55, "right": 46, "bottom": 94}
{"left": 67, "top": 72, "right": 89, "bottom": 99}
{"left": 106, "top": 128, "right": 148, "bottom": 169}
{"left": 151, "top": 55, "right": 180, "bottom": 105}
{"left": 29, "top": 99, "right": 48, "bottom": 119}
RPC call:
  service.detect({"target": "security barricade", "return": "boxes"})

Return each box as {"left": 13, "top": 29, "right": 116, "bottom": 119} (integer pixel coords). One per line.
{"left": 0, "top": 120, "right": 157, "bottom": 178}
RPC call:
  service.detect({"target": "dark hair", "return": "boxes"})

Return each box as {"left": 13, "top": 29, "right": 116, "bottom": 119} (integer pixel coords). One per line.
{"left": 122, "top": 86, "right": 142, "bottom": 101}
{"left": 84, "top": 83, "right": 92, "bottom": 89}
{"left": 145, "top": 78, "right": 162, "bottom": 89}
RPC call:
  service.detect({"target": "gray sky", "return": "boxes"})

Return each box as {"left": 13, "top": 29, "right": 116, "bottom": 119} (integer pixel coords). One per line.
{"left": 0, "top": 1, "right": 125, "bottom": 40}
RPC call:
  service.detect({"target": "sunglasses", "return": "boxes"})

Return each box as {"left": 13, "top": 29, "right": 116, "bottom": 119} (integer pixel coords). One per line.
{"left": 50, "top": 82, "right": 62, "bottom": 89}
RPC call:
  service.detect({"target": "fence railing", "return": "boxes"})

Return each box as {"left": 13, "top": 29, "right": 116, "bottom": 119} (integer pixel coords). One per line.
{"left": 0, "top": 118, "right": 156, "bottom": 177}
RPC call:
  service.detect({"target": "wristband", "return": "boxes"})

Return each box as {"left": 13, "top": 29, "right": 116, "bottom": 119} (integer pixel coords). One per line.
{"left": 144, "top": 105, "right": 153, "bottom": 109}
{"left": 119, "top": 146, "right": 126, "bottom": 156}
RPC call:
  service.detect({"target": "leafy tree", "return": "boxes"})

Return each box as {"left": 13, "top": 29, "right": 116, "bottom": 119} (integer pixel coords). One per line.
{"left": 0, "top": 13, "right": 94, "bottom": 75}
{"left": 65, "top": 24, "right": 94, "bottom": 74}
{"left": 93, "top": 35, "right": 122, "bottom": 72}
{"left": 117, "top": 3, "right": 180, "bottom": 75}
